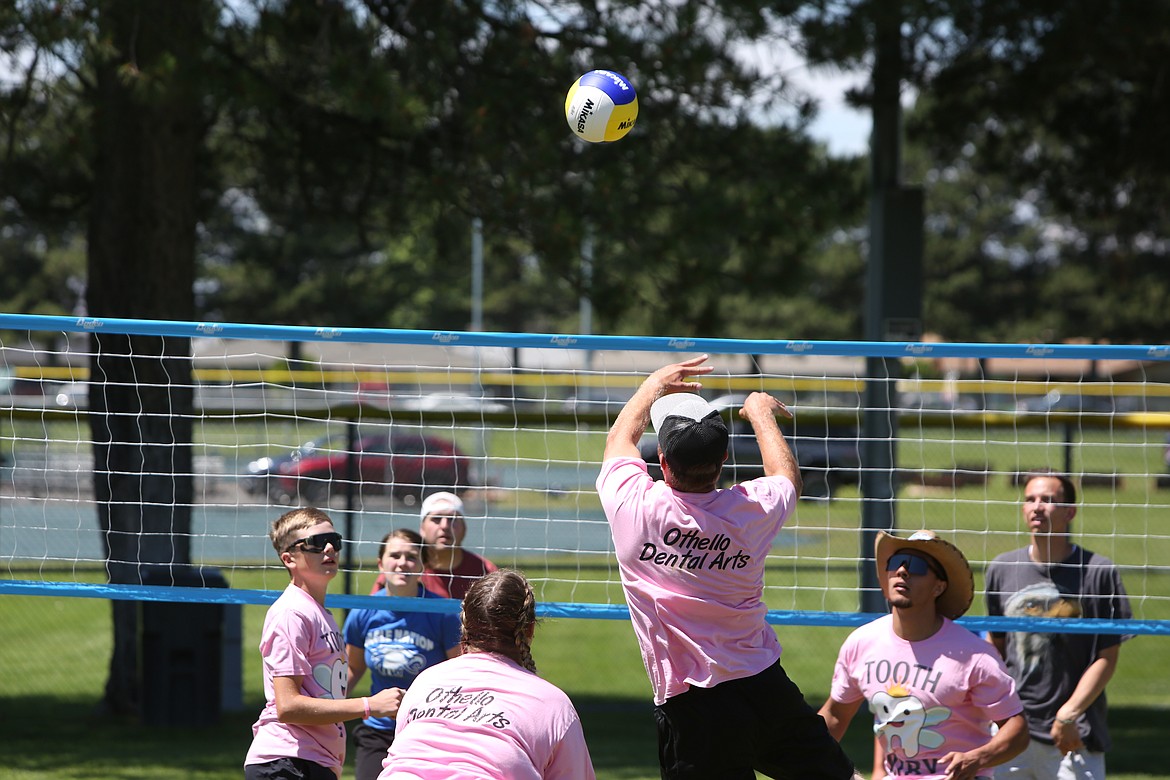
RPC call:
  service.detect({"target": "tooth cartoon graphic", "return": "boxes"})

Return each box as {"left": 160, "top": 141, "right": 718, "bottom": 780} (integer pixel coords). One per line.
{"left": 870, "top": 684, "right": 950, "bottom": 757}
{"left": 312, "top": 658, "right": 348, "bottom": 699}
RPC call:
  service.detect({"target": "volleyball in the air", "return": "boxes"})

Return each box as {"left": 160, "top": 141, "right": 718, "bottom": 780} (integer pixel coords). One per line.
{"left": 564, "top": 69, "right": 638, "bottom": 143}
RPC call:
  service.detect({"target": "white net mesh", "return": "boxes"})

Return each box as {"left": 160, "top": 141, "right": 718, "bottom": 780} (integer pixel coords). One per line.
{"left": 2, "top": 316, "right": 1168, "bottom": 632}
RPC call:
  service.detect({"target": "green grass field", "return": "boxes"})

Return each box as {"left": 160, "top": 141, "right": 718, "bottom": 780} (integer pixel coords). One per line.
{"left": 3, "top": 561, "right": 1168, "bottom": 780}
{"left": 3, "top": 420, "right": 1169, "bottom": 777}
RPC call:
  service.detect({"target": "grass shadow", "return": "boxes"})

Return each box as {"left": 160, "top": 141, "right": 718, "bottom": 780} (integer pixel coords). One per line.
{"left": 1104, "top": 705, "right": 1170, "bottom": 775}
{"left": 574, "top": 694, "right": 659, "bottom": 775}
{"left": 5, "top": 693, "right": 1166, "bottom": 779}
{"left": 572, "top": 691, "right": 879, "bottom": 778}
{"left": 5, "top": 694, "right": 258, "bottom": 779}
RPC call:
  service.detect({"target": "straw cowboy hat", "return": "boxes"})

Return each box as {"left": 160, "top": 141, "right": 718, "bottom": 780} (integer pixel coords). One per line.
{"left": 875, "top": 530, "right": 974, "bottom": 620}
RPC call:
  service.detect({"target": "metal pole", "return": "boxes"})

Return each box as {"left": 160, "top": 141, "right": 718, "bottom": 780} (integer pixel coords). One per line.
{"left": 471, "top": 217, "right": 484, "bottom": 331}
{"left": 580, "top": 224, "right": 594, "bottom": 371}
{"left": 470, "top": 218, "right": 487, "bottom": 424}
{"left": 579, "top": 225, "right": 593, "bottom": 336}
{"left": 343, "top": 418, "right": 357, "bottom": 598}
{"left": 860, "top": 1, "right": 905, "bottom": 614}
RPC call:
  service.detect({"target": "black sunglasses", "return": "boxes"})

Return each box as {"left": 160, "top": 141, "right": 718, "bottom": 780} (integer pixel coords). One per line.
{"left": 286, "top": 531, "right": 343, "bottom": 554}
{"left": 886, "top": 552, "right": 945, "bottom": 580}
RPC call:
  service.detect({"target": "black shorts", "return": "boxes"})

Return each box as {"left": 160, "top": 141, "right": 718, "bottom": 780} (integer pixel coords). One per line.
{"left": 654, "top": 660, "right": 855, "bottom": 780}
{"left": 244, "top": 756, "right": 337, "bottom": 780}
{"left": 351, "top": 722, "right": 396, "bottom": 780}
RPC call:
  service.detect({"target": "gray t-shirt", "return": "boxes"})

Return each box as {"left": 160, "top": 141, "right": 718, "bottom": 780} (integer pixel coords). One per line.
{"left": 985, "top": 545, "right": 1131, "bottom": 752}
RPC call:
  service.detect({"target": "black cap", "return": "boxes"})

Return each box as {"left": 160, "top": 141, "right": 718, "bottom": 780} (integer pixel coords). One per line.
{"left": 650, "top": 393, "right": 729, "bottom": 470}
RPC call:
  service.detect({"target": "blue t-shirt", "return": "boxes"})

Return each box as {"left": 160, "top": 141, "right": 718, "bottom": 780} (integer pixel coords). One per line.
{"left": 343, "top": 586, "right": 462, "bottom": 731}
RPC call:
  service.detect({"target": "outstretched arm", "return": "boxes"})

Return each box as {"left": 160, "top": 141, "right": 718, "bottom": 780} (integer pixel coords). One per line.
{"left": 738, "top": 392, "right": 801, "bottom": 497}
{"left": 272, "top": 675, "right": 402, "bottom": 725}
{"left": 603, "top": 355, "right": 714, "bottom": 460}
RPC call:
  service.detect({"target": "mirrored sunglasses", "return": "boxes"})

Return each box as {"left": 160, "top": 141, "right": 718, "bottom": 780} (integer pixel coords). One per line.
{"left": 286, "top": 531, "right": 343, "bottom": 554}
{"left": 885, "top": 552, "right": 944, "bottom": 579}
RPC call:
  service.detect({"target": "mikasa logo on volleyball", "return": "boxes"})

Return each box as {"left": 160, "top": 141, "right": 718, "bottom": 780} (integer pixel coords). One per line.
{"left": 575, "top": 98, "right": 596, "bottom": 133}
{"left": 564, "top": 69, "right": 639, "bottom": 144}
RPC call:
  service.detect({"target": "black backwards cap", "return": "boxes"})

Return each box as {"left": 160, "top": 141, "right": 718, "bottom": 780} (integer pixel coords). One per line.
{"left": 650, "top": 393, "right": 729, "bottom": 470}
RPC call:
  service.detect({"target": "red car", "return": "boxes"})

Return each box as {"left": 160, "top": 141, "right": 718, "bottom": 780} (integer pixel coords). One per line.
{"left": 270, "top": 431, "right": 469, "bottom": 504}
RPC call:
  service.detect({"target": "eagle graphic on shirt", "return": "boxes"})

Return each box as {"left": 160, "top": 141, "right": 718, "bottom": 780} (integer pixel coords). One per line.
{"left": 1004, "top": 582, "right": 1080, "bottom": 675}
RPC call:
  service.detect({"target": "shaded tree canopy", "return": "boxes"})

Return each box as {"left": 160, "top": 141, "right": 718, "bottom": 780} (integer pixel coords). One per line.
{"left": 909, "top": 0, "right": 1170, "bottom": 342}
{"left": 197, "top": 0, "right": 868, "bottom": 337}
{"left": 797, "top": 0, "right": 1170, "bottom": 342}
{"left": 3, "top": 0, "right": 1170, "bottom": 341}
{"left": 2, "top": 0, "right": 865, "bottom": 338}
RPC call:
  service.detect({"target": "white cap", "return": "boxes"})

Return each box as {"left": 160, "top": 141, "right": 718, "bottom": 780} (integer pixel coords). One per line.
{"left": 650, "top": 393, "right": 719, "bottom": 433}
{"left": 420, "top": 491, "right": 464, "bottom": 520}
{"left": 649, "top": 393, "right": 729, "bottom": 469}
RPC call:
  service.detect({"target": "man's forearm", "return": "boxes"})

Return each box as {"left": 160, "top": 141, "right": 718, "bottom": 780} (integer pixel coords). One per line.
{"left": 740, "top": 395, "right": 801, "bottom": 492}
{"left": 972, "top": 714, "right": 1029, "bottom": 770}
{"left": 754, "top": 417, "right": 800, "bottom": 483}
{"left": 605, "top": 380, "right": 659, "bottom": 458}
{"left": 1056, "top": 646, "right": 1119, "bottom": 722}
{"left": 603, "top": 356, "right": 713, "bottom": 461}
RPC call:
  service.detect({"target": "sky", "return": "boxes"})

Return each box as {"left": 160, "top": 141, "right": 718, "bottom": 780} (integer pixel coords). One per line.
{"left": 803, "top": 69, "right": 872, "bottom": 157}
{"left": 742, "top": 39, "right": 874, "bottom": 158}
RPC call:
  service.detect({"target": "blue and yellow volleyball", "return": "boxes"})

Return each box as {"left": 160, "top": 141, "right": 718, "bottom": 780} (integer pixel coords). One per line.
{"left": 564, "top": 69, "right": 638, "bottom": 143}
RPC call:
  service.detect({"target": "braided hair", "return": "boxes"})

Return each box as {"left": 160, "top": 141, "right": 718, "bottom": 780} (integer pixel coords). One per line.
{"left": 460, "top": 569, "right": 538, "bottom": 673}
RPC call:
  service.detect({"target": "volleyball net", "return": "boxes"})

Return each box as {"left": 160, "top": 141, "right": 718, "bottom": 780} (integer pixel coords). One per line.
{"left": 1, "top": 313, "right": 1168, "bottom": 636}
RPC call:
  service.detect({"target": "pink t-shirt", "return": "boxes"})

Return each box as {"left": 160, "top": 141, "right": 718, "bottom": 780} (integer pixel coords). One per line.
{"left": 245, "top": 584, "right": 349, "bottom": 777}
{"left": 830, "top": 615, "right": 1023, "bottom": 779}
{"left": 596, "top": 456, "right": 797, "bottom": 705}
{"left": 378, "top": 652, "right": 595, "bottom": 780}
